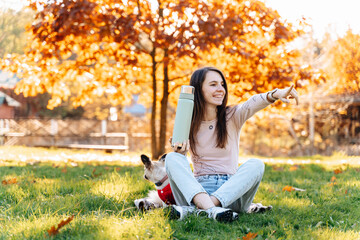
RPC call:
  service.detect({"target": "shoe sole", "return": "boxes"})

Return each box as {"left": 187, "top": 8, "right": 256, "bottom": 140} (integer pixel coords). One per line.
{"left": 215, "top": 210, "right": 234, "bottom": 223}
{"left": 166, "top": 206, "right": 181, "bottom": 220}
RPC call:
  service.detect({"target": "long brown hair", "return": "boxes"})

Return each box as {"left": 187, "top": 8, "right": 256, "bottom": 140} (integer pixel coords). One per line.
{"left": 189, "top": 67, "right": 230, "bottom": 156}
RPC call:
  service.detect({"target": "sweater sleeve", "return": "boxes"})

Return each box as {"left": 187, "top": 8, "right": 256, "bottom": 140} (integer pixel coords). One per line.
{"left": 232, "top": 92, "right": 272, "bottom": 129}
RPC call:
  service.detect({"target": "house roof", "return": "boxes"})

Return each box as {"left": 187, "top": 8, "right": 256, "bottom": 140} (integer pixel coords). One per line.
{"left": 0, "top": 91, "right": 21, "bottom": 107}
{"left": 0, "top": 70, "right": 20, "bottom": 88}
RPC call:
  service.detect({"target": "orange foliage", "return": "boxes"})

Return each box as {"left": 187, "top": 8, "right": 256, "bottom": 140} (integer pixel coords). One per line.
{"left": 2, "top": 178, "right": 18, "bottom": 185}
{"left": 92, "top": 168, "right": 102, "bottom": 178}
{"left": 289, "top": 166, "right": 299, "bottom": 171}
{"left": 61, "top": 166, "right": 67, "bottom": 173}
{"left": 282, "top": 185, "right": 305, "bottom": 192}
{"left": 333, "top": 168, "right": 343, "bottom": 174}
{"left": 272, "top": 166, "right": 284, "bottom": 171}
{"left": 325, "top": 30, "right": 360, "bottom": 94}
{"left": 0, "top": 0, "right": 323, "bottom": 158}
{"left": 329, "top": 176, "right": 337, "bottom": 186}
{"left": 0, "top": 0, "right": 318, "bottom": 109}
{"left": 46, "top": 215, "right": 74, "bottom": 237}
{"left": 241, "top": 232, "right": 258, "bottom": 240}
{"left": 282, "top": 185, "right": 294, "bottom": 192}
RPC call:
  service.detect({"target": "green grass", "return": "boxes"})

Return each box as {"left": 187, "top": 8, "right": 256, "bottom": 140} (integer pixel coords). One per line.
{"left": 0, "top": 146, "right": 359, "bottom": 239}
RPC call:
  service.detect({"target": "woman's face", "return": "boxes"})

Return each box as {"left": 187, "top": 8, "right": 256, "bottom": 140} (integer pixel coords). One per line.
{"left": 201, "top": 71, "right": 226, "bottom": 107}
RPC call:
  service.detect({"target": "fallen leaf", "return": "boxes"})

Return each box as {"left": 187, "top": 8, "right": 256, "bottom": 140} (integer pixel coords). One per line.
{"left": 329, "top": 176, "right": 337, "bottom": 186}
{"left": 2, "top": 178, "right": 18, "bottom": 185}
{"left": 61, "top": 166, "right": 67, "bottom": 173}
{"left": 242, "top": 232, "right": 258, "bottom": 240}
{"left": 92, "top": 168, "right": 102, "bottom": 178}
{"left": 282, "top": 185, "right": 306, "bottom": 192}
{"left": 289, "top": 166, "right": 299, "bottom": 171}
{"left": 47, "top": 215, "right": 74, "bottom": 237}
{"left": 272, "top": 166, "right": 284, "bottom": 171}
{"left": 333, "top": 169, "right": 343, "bottom": 174}
{"left": 283, "top": 185, "right": 294, "bottom": 192}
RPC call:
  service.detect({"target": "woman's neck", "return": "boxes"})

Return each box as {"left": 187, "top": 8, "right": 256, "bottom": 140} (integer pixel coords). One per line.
{"left": 203, "top": 105, "right": 217, "bottom": 121}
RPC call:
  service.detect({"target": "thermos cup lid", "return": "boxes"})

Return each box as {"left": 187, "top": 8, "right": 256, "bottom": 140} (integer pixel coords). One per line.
{"left": 181, "top": 85, "right": 195, "bottom": 94}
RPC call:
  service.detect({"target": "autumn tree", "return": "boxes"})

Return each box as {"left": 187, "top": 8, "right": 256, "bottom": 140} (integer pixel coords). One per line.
{"left": 1, "top": 0, "right": 321, "bottom": 158}
{"left": 325, "top": 29, "right": 360, "bottom": 93}
{"left": 0, "top": 8, "right": 34, "bottom": 57}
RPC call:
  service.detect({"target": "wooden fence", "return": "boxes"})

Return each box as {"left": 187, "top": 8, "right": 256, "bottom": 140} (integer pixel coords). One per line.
{"left": 0, "top": 118, "right": 152, "bottom": 152}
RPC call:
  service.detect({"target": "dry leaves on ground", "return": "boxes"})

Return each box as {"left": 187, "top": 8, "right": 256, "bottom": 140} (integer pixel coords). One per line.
{"left": 241, "top": 232, "right": 258, "bottom": 240}
{"left": 2, "top": 177, "right": 17, "bottom": 185}
{"left": 329, "top": 176, "right": 337, "bottom": 186}
{"left": 46, "top": 215, "right": 74, "bottom": 237}
{"left": 333, "top": 168, "right": 343, "bottom": 174}
{"left": 282, "top": 185, "right": 306, "bottom": 192}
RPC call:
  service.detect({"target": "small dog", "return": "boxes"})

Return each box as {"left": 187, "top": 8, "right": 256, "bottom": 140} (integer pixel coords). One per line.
{"left": 134, "top": 154, "right": 176, "bottom": 211}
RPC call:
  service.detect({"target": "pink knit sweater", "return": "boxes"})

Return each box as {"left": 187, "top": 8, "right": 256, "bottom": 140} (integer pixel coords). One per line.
{"left": 190, "top": 93, "right": 271, "bottom": 176}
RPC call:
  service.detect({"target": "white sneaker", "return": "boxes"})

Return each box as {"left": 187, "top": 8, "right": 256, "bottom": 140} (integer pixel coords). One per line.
{"left": 166, "top": 205, "right": 196, "bottom": 220}
{"left": 197, "top": 207, "right": 236, "bottom": 222}
{"left": 247, "top": 203, "right": 273, "bottom": 213}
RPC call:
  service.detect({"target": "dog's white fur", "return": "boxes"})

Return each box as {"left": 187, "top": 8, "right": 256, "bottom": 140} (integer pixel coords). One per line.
{"left": 134, "top": 154, "right": 170, "bottom": 211}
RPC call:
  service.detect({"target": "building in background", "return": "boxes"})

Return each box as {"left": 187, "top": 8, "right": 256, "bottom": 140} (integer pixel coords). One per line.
{"left": 0, "top": 91, "right": 21, "bottom": 118}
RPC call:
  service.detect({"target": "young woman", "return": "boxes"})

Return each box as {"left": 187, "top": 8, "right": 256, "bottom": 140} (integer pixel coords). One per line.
{"left": 165, "top": 67, "right": 298, "bottom": 222}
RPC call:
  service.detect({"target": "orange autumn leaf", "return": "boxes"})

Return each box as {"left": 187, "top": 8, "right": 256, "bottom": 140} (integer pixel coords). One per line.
{"left": 2, "top": 178, "right": 18, "bottom": 185}
{"left": 242, "top": 232, "right": 258, "bottom": 240}
{"left": 333, "top": 169, "right": 343, "bottom": 174}
{"left": 272, "top": 166, "right": 284, "bottom": 171}
{"left": 92, "top": 168, "right": 102, "bottom": 178}
{"left": 61, "top": 166, "right": 67, "bottom": 173}
{"left": 289, "top": 166, "right": 299, "bottom": 171}
{"left": 329, "top": 176, "right": 337, "bottom": 186}
{"left": 282, "top": 185, "right": 295, "bottom": 192}
{"left": 47, "top": 215, "right": 74, "bottom": 237}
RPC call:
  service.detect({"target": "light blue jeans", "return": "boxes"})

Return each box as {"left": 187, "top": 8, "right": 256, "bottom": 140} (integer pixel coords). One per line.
{"left": 165, "top": 152, "right": 265, "bottom": 213}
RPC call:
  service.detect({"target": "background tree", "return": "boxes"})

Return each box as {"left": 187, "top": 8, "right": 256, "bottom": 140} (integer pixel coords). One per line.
{"left": 0, "top": 8, "right": 34, "bottom": 57}
{"left": 1, "top": 0, "right": 322, "bottom": 158}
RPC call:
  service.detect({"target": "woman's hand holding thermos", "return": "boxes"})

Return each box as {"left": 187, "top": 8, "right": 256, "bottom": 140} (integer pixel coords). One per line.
{"left": 169, "top": 137, "right": 189, "bottom": 155}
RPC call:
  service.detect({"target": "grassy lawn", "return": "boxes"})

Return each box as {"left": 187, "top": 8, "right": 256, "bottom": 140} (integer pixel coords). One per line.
{"left": 0, "top": 146, "right": 359, "bottom": 240}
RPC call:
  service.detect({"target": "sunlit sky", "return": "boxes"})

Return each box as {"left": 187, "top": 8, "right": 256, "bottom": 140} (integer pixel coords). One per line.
{"left": 264, "top": 0, "right": 360, "bottom": 40}
{"left": 1, "top": 0, "right": 360, "bottom": 40}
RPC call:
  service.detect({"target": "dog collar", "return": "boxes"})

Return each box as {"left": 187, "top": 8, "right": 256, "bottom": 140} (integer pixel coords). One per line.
{"left": 155, "top": 175, "right": 168, "bottom": 187}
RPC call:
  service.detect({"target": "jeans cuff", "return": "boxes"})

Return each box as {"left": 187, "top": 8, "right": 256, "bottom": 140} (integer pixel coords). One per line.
{"left": 187, "top": 189, "right": 207, "bottom": 206}
{"left": 211, "top": 193, "right": 227, "bottom": 208}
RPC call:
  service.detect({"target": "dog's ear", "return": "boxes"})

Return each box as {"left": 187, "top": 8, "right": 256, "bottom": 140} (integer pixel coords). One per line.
{"left": 141, "top": 154, "right": 152, "bottom": 168}
{"left": 159, "top": 154, "right": 167, "bottom": 162}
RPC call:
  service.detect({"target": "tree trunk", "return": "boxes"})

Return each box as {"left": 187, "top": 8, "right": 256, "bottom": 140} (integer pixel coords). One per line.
{"left": 157, "top": 48, "right": 169, "bottom": 158}
{"left": 309, "top": 92, "right": 315, "bottom": 155}
{"left": 150, "top": 48, "right": 158, "bottom": 159}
